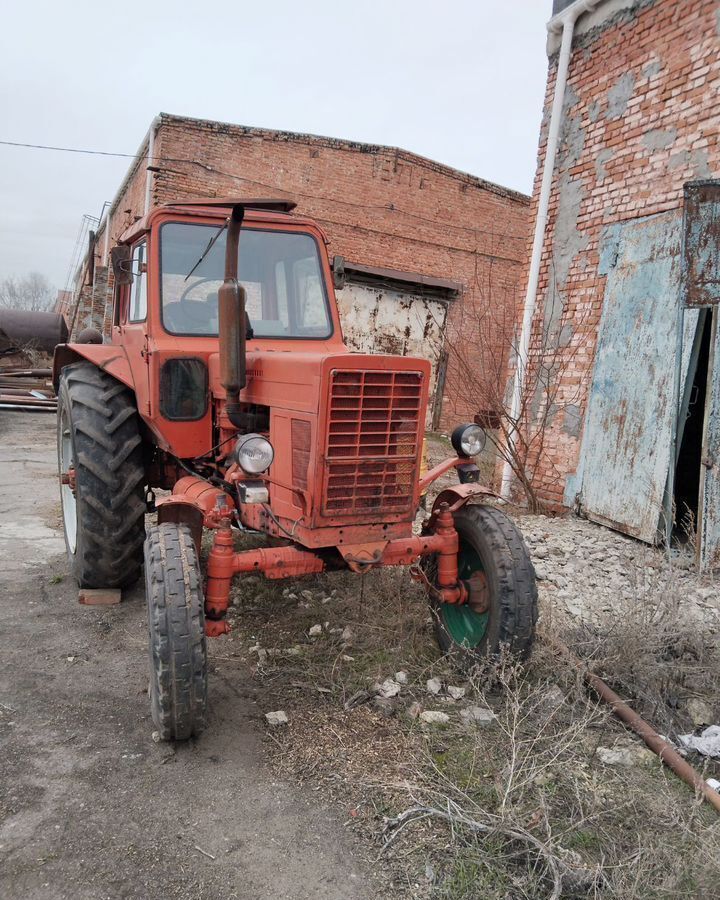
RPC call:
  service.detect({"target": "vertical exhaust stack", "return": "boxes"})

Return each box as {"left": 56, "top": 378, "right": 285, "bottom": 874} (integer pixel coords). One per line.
{"left": 219, "top": 204, "right": 247, "bottom": 429}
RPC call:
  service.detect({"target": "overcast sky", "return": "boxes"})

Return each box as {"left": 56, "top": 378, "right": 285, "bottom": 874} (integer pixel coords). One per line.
{"left": 0, "top": 0, "right": 550, "bottom": 293}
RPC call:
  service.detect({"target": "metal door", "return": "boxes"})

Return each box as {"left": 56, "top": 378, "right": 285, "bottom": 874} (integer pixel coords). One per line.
{"left": 571, "top": 211, "right": 686, "bottom": 542}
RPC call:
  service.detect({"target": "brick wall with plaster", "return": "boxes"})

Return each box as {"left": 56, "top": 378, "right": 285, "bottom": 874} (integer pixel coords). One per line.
{"left": 70, "top": 114, "right": 530, "bottom": 435}
{"left": 522, "top": 0, "right": 720, "bottom": 508}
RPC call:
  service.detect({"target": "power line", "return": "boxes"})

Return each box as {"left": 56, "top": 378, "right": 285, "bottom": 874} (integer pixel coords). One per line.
{"left": 2, "top": 137, "right": 525, "bottom": 246}
{"left": 0, "top": 139, "right": 139, "bottom": 158}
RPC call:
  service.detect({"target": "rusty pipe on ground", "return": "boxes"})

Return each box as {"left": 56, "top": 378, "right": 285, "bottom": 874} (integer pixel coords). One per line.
{"left": 218, "top": 205, "right": 247, "bottom": 430}
{"left": 549, "top": 636, "right": 720, "bottom": 814}
{"left": 585, "top": 671, "right": 720, "bottom": 814}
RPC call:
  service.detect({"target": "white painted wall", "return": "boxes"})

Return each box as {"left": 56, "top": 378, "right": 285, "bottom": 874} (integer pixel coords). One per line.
{"left": 335, "top": 280, "right": 449, "bottom": 425}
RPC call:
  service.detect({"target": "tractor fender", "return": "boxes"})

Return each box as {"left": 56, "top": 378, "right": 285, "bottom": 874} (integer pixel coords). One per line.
{"left": 156, "top": 476, "right": 232, "bottom": 551}
{"left": 427, "top": 483, "right": 498, "bottom": 529}
{"left": 52, "top": 343, "right": 134, "bottom": 393}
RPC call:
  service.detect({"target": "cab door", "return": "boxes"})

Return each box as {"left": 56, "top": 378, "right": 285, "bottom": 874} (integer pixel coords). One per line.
{"left": 112, "top": 240, "right": 151, "bottom": 416}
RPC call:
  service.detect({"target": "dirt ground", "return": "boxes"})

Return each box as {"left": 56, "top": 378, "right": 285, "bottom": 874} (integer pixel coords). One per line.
{"left": 3, "top": 416, "right": 719, "bottom": 899}
{"left": 0, "top": 413, "right": 381, "bottom": 900}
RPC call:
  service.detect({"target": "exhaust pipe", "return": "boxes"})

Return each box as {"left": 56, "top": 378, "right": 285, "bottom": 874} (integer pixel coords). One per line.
{"left": 218, "top": 205, "right": 247, "bottom": 429}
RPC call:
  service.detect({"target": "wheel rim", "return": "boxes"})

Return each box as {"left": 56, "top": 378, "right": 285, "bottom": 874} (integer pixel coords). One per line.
{"left": 439, "top": 542, "right": 489, "bottom": 648}
{"left": 59, "top": 406, "right": 77, "bottom": 554}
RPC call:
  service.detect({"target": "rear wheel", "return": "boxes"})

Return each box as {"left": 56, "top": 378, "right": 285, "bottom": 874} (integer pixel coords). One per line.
{"left": 424, "top": 505, "right": 537, "bottom": 663}
{"left": 57, "top": 362, "right": 145, "bottom": 588}
{"left": 145, "top": 523, "right": 208, "bottom": 741}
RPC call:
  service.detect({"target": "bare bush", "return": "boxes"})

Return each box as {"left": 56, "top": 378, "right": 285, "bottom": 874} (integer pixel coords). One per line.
{"left": 442, "top": 269, "right": 590, "bottom": 512}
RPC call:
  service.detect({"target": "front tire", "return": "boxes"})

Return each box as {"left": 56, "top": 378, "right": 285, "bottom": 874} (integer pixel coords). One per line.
{"left": 145, "top": 523, "right": 208, "bottom": 741}
{"left": 57, "top": 363, "right": 145, "bottom": 588}
{"left": 424, "top": 505, "right": 537, "bottom": 663}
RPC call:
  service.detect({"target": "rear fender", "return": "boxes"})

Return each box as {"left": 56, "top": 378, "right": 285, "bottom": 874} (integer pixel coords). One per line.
{"left": 52, "top": 343, "right": 134, "bottom": 393}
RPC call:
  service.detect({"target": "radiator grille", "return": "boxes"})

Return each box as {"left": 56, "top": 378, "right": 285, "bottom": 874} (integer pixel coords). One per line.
{"left": 323, "top": 370, "right": 423, "bottom": 516}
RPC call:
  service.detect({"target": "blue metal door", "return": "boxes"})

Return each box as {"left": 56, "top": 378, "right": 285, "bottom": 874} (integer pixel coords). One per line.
{"left": 570, "top": 211, "right": 686, "bottom": 542}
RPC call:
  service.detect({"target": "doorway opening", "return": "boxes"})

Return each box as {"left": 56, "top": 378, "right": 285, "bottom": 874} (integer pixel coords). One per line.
{"left": 673, "top": 309, "right": 712, "bottom": 542}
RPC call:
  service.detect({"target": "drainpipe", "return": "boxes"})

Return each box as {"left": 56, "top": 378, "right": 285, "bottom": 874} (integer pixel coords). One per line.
{"left": 144, "top": 114, "right": 160, "bottom": 215}
{"left": 500, "top": 0, "right": 604, "bottom": 500}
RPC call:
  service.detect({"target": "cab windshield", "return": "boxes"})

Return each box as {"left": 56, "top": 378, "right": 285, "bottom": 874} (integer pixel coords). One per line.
{"left": 159, "top": 222, "right": 332, "bottom": 338}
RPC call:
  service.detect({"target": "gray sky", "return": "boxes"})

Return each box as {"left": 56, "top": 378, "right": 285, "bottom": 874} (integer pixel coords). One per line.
{"left": 0, "top": 0, "right": 550, "bottom": 293}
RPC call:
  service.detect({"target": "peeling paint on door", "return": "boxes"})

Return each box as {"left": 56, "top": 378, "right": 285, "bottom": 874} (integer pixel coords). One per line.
{"left": 335, "top": 280, "right": 448, "bottom": 425}
{"left": 570, "top": 210, "right": 688, "bottom": 542}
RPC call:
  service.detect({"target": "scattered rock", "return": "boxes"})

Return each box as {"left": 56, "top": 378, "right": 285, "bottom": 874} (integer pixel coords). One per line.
{"left": 372, "top": 696, "right": 397, "bottom": 718}
{"left": 595, "top": 744, "right": 655, "bottom": 767}
{"left": 308, "top": 624, "right": 323, "bottom": 637}
{"left": 265, "top": 710, "right": 289, "bottom": 726}
{"left": 378, "top": 678, "right": 402, "bottom": 699}
{"left": 406, "top": 702, "right": 423, "bottom": 720}
{"left": 447, "top": 685, "right": 466, "bottom": 701}
{"left": 151, "top": 731, "right": 161, "bottom": 743}
{"left": 300, "top": 590, "right": 314, "bottom": 602}
{"left": 426, "top": 677, "right": 442, "bottom": 695}
{"left": 419, "top": 710, "right": 450, "bottom": 726}
{"left": 256, "top": 648, "right": 268, "bottom": 665}
{"left": 687, "top": 698, "right": 714, "bottom": 727}
{"left": 394, "top": 671, "right": 408, "bottom": 685}
{"left": 341, "top": 626, "right": 354, "bottom": 644}
{"left": 460, "top": 706, "right": 496, "bottom": 725}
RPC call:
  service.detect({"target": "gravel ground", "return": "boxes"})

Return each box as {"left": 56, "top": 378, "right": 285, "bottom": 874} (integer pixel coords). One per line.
{"left": 516, "top": 513, "right": 720, "bottom": 630}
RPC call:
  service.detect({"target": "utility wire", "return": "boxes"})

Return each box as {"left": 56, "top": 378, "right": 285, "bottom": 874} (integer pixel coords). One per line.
{"left": 0, "top": 137, "right": 525, "bottom": 246}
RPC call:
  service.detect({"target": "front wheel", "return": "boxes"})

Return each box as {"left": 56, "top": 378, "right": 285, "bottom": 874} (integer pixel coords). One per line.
{"left": 423, "top": 505, "right": 537, "bottom": 663}
{"left": 145, "top": 523, "right": 208, "bottom": 740}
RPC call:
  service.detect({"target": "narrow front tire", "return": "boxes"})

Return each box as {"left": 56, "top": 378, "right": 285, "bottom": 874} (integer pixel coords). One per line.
{"left": 145, "top": 523, "right": 208, "bottom": 741}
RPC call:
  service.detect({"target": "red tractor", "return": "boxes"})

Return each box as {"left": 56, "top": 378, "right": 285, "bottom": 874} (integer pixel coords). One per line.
{"left": 54, "top": 198, "right": 537, "bottom": 740}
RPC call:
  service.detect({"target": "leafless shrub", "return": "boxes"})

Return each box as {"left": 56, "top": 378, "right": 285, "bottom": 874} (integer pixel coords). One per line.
{"left": 442, "top": 266, "right": 591, "bottom": 513}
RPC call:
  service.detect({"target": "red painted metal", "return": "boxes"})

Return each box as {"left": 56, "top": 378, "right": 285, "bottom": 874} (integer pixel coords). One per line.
{"left": 418, "top": 457, "right": 467, "bottom": 493}
{"left": 203, "top": 501, "right": 465, "bottom": 634}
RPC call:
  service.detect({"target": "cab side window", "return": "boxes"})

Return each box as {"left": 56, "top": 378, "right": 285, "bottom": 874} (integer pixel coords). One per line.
{"left": 129, "top": 242, "right": 147, "bottom": 322}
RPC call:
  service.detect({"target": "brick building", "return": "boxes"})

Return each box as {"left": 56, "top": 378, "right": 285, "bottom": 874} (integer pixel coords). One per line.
{"left": 514, "top": 0, "right": 720, "bottom": 566}
{"left": 70, "top": 113, "right": 529, "bottom": 432}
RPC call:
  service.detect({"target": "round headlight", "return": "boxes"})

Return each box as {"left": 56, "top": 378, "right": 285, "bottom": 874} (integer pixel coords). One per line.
{"left": 451, "top": 423, "right": 486, "bottom": 458}
{"left": 235, "top": 433, "right": 274, "bottom": 474}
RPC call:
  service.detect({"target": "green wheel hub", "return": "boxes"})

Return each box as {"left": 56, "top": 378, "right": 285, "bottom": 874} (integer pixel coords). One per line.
{"left": 439, "top": 543, "right": 489, "bottom": 648}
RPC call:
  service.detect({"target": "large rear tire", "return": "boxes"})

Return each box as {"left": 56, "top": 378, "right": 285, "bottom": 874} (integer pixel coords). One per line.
{"left": 57, "top": 362, "right": 145, "bottom": 588}
{"left": 424, "top": 505, "right": 537, "bottom": 664}
{"left": 145, "top": 523, "right": 208, "bottom": 741}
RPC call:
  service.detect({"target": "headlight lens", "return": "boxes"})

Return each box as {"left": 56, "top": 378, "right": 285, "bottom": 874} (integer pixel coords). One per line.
{"left": 451, "top": 423, "right": 485, "bottom": 458}
{"left": 235, "top": 433, "right": 274, "bottom": 474}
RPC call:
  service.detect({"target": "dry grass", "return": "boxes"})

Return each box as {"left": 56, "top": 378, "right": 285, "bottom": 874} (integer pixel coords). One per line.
{"left": 214, "top": 525, "right": 720, "bottom": 899}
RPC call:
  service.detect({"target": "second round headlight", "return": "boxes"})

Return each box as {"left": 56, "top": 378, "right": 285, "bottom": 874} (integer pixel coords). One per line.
{"left": 234, "top": 433, "right": 274, "bottom": 474}
{"left": 451, "top": 423, "right": 486, "bottom": 458}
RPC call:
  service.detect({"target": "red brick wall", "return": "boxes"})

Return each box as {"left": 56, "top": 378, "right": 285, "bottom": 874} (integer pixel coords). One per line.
{"left": 77, "top": 115, "right": 529, "bottom": 438}
{"left": 522, "top": 0, "right": 720, "bottom": 507}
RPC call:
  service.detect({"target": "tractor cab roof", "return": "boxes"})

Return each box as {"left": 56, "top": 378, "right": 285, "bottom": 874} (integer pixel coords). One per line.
{"left": 117, "top": 197, "right": 330, "bottom": 246}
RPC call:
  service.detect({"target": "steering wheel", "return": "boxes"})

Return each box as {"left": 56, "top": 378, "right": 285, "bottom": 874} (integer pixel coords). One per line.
{"left": 169, "top": 278, "right": 218, "bottom": 326}
{"left": 178, "top": 277, "right": 221, "bottom": 306}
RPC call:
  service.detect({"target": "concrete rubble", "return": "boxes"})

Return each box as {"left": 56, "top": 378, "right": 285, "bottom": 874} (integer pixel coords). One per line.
{"left": 516, "top": 514, "right": 720, "bottom": 629}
